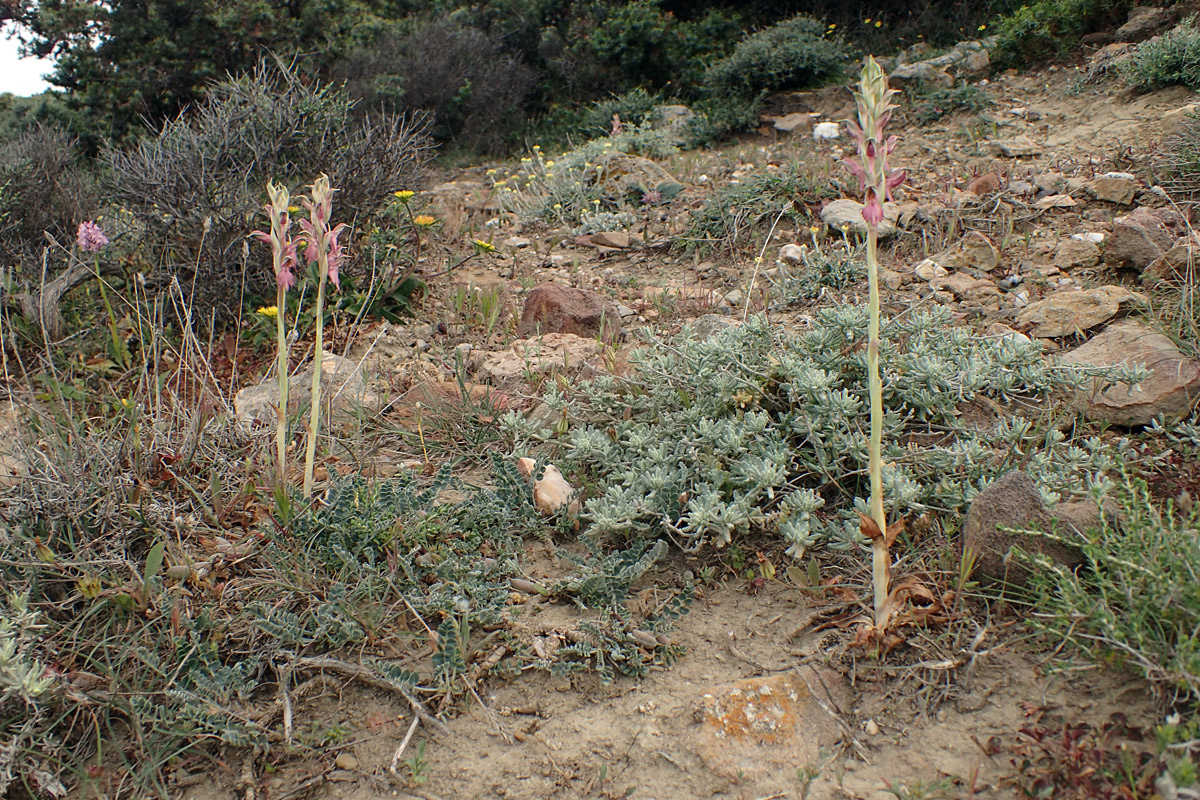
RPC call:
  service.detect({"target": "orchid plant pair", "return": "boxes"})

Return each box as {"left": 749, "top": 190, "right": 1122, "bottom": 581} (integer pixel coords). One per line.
{"left": 252, "top": 174, "right": 347, "bottom": 499}
{"left": 844, "top": 57, "right": 907, "bottom": 632}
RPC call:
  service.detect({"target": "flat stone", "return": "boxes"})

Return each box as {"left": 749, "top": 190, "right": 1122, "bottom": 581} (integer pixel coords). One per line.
{"left": 993, "top": 136, "right": 1042, "bottom": 157}
{"left": 503, "top": 236, "right": 535, "bottom": 249}
{"left": 935, "top": 231, "right": 1001, "bottom": 272}
{"left": 914, "top": 259, "right": 949, "bottom": 281}
{"left": 234, "top": 351, "right": 382, "bottom": 429}
{"left": 820, "top": 198, "right": 899, "bottom": 239}
{"left": 1088, "top": 173, "right": 1138, "bottom": 205}
{"left": 967, "top": 173, "right": 1002, "bottom": 196}
{"left": 687, "top": 671, "right": 847, "bottom": 782}
{"left": 1015, "top": 285, "right": 1147, "bottom": 337}
{"left": 1033, "top": 194, "right": 1077, "bottom": 209}
{"left": 590, "top": 230, "right": 632, "bottom": 249}
{"left": 771, "top": 112, "right": 815, "bottom": 134}
{"left": 475, "top": 333, "right": 605, "bottom": 383}
{"left": 931, "top": 272, "right": 993, "bottom": 298}
{"left": 1060, "top": 320, "right": 1200, "bottom": 426}
{"left": 1053, "top": 237, "right": 1101, "bottom": 270}
{"left": 889, "top": 62, "right": 954, "bottom": 88}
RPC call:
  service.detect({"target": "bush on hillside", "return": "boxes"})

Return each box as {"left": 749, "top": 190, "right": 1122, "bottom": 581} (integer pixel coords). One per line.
{"left": 703, "top": 15, "right": 848, "bottom": 102}
{"left": 0, "top": 125, "right": 97, "bottom": 269}
{"left": 990, "top": 0, "right": 1134, "bottom": 66}
{"left": 335, "top": 16, "right": 534, "bottom": 154}
{"left": 104, "top": 60, "right": 434, "bottom": 319}
{"left": 1119, "top": 16, "right": 1200, "bottom": 91}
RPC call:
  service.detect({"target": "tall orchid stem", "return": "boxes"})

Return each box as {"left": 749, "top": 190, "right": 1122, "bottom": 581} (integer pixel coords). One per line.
{"left": 275, "top": 283, "right": 289, "bottom": 488}
{"left": 865, "top": 226, "right": 888, "bottom": 627}
{"left": 302, "top": 271, "right": 327, "bottom": 498}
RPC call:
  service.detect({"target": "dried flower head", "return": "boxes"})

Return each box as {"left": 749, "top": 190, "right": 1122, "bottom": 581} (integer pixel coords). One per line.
{"left": 76, "top": 221, "right": 109, "bottom": 253}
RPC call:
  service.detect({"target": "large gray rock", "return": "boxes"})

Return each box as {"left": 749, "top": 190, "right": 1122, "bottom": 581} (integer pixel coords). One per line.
{"left": 234, "top": 351, "right": 382, "bottom": 428}
{"left": 963, "top": 471, "right": 1103, "bottom": 586}
{"left": 1060, "top": 320, "right": 1200, "bottom": 426}
{"left": 653, "top": 104, "right": 697, "bottom": 145}
{"left": 820, "top": 198, "right": 900, "bottom": 238}
{"left": 1116, "top": 6, "right": 1171, "bottom": 42}
{"left": 1015, "top": 285, "right": 1147, "bottom": 337}
{"left": 889, "top": 61, "right": 954, "bottom": 88}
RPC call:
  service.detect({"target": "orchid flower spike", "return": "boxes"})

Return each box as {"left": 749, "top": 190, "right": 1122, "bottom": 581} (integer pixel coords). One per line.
{"left": 845, "top": 56, "right": 907, "bottom": 228}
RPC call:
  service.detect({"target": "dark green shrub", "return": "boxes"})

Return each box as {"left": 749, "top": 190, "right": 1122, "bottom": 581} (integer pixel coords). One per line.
{"left": 703, "top": 15, "right": 848, "bottom": 101}
{"left": 583, "top": 88, "right": 664, "bottom": 138}
{"left": 103, "top": 60, "right": 433, "bottom": 319}
{"left": 335, "top": 15, "right": 534, "bottom": 154}
{"left": 0, "top": 92, "right": 74, "bottom": 143}
{"left": 683, "top": 92, "right": 767, "bottom": 147}
{"left": 990, "top": 0, "right": 1134, "bottom": 66}
{"left": 1120, "top": 17, "right": 1200, "bottom": 91}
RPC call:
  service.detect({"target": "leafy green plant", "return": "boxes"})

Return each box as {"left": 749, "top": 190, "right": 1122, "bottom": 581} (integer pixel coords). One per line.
{"left": 771, "top": 243, "right": 866, "bottom": 303}
{"left": 1120, "top": 16, "right": 1200, "bottom": 91}
{"left": 990, "top": 0, "right": 1133, "bottom": 67}
{"left": 703, "top": 15, "right": 847, "bottom": 102}
{"left": 1021, "top": 471, "right": 1200, "bottom": 707}
{"left": 494, "top": 126, "right": 678, "bottom": 226}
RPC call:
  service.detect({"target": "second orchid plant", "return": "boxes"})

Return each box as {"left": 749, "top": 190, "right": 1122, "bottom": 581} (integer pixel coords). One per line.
{"left": 844, "top": 57, "right": 907, "bottom": 631}
{"left": 252, "top": 174, "right": 346, "bottom": 501}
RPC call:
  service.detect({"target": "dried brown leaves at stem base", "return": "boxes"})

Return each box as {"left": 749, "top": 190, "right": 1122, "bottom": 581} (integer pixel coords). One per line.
{"left": 808, "top": 514, "right": 956, "bottom": 653}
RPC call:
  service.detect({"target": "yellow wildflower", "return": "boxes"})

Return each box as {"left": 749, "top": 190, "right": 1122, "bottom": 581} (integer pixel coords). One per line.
{"left": 473, "top": 239, "right": 496, "bottom": 253}
{"left": 413, "top": 215, "right": 437, "bottom": 228}
{"left": 392, "top": 190, "right": 415, "bottom": 201}
{"left": 257, "top": 305, "right": 279, "bottom": 317}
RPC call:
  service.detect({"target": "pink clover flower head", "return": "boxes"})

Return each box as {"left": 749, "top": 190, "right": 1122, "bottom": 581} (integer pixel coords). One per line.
{"left": 76, "top": 221, "right": 109, "bottom": 253}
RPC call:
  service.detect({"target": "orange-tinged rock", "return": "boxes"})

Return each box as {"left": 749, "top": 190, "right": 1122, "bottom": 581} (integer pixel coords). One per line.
{"left": 689, "top": 671, "right": 846, "bottom": 781}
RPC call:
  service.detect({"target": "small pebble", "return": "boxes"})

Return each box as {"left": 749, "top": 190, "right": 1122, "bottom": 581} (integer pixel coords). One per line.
{"left": 864, "top": 719, "right": 880, "bottom": 736}
{"left": 999, "top": 274, "right": 1023, "bottom": 290}
{"left": 334, "top": 753, "right": 358, "bottom": 771}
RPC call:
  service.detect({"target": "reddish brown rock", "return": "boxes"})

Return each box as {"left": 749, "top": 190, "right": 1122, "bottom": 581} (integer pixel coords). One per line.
{"left": 1060, "top": 320, "right": 1200, "bottom": 426}
{"left": 963, "top": 471, "right": 1103, "bottom": 586}
{"left": 1104, "top": 207, "right": 1182, "bottom": 270}
{"left": 516, "top": 283, "right": 621, "bottom": 343}
{"left": 967, "top": 173, "right": 1002, "bottom": 196}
